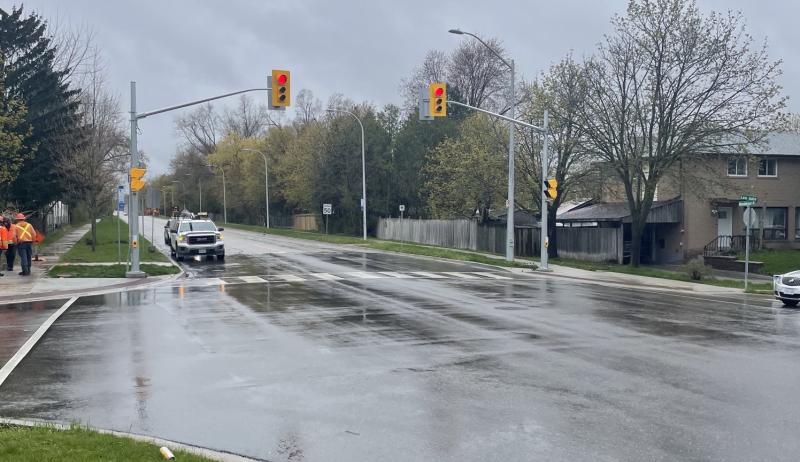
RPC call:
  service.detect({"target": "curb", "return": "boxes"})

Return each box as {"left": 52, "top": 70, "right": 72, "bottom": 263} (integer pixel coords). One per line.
{"left": 0, "top": 417, "right": 265, "bottom": 462}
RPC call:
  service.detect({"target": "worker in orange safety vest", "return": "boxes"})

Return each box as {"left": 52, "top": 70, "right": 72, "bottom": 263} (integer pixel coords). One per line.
{"left": 2, "top": 215, "right": 15, "bottom": 272}
{"left": 13, "top": 213, "right": 37, "bottom": 276}
{"left": 0, "top": 215, "right": 8, "bottom": 277}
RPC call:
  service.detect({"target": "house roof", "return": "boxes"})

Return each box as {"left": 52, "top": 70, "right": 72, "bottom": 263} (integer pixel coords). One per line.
{"left": 715, "top": 132, "right": 800, "bottom": 157}
{"left": 557, "top": 199, "right": 682, "bottom": 223}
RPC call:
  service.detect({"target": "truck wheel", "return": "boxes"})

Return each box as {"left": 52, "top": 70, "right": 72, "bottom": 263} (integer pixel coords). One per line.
{"left": 782, "top": 300, "right": 799, "bottom": 307}
{"left": 217, "top": 254, "right": 225, "bottom": 261}
{"left": 176, "top": 253, "right": 184, "bottom": 262}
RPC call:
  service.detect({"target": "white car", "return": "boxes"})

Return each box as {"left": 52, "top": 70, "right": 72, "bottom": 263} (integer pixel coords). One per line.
{"left": 773, "top": 271, "right": 800, "bottom": 307}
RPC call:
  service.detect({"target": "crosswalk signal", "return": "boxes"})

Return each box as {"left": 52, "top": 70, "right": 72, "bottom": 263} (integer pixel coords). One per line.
{"left": 428, "top": 83, "right": 447, "bottom": 117}
{"left": 544, "top": 178, "right": 558, "bottom": 200}
{"left": 270, "top": 70, "right": 290, "bottom": 108}
{"left": 130, "top": 167, "right": 146, "bottom": 192}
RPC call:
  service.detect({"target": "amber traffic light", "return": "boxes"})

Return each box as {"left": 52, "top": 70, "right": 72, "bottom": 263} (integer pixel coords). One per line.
{"left": 130, "top": 167, "right": 146, "bottom": 192}
{"left": 544, "top": 178, "right": 558, "bottom": 200}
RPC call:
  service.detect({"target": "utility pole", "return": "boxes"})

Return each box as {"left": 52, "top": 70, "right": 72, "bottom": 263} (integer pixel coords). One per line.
{"left": 540, "top": 111, "right": 550, "bottom": 271}
{"left": 127, "top": 82, "right": 145, "bottom": 277}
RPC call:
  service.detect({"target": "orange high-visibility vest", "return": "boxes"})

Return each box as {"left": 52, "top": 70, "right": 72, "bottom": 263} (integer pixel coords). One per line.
{"left": 15, "top": 221, "right": 36, "bottom": 243}
{"left": 0, "top": 227, "right": 7, "bottom": 250}
{"left": 5, "top": 224, "right": 16, "bottom": 246}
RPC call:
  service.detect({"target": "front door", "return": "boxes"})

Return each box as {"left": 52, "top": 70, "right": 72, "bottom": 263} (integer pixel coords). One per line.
{"left": 717, "top": 206, "right": 733, "bottom": 237}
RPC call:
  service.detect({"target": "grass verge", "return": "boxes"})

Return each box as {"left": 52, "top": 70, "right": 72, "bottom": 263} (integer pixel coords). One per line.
{"left": 60, "top": 216, "right": 168, "bottom": 263}
{"left": 737, "top": 249, "right": 800, "bottom": 275}
{"left": 550, "top": 257, "right": 772, "bottom": 292}
{"left": 0, "top": 424, "right": 215, "bottom": 462}
{"left": 49, "top": 264, "right": 178, "bottom": 278}
{"left": 224, "top": 222, "right": 534, "bottom": 268}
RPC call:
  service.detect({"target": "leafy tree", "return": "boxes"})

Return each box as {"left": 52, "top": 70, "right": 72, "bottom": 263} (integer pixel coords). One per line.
{"left": 423, "top": 114, "right": 506, "bottom": 219}
{"left": 0, "top": 6, "right": 82, "bottom": 220}
{"left": 0, "top": 68, "right": 31, "bottom": 192}
{"left": 580, "top": 0, "right": 785, "bottom": 266}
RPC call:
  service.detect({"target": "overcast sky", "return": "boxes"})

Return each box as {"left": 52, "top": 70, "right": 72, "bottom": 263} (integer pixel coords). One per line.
{"left": 10, "top": 0, "right": 800, "bottom": 174}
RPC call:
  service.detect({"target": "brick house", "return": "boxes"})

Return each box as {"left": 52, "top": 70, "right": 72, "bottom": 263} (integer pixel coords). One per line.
{"left": 557, "top": 133, "right": 800, "bottom": 264}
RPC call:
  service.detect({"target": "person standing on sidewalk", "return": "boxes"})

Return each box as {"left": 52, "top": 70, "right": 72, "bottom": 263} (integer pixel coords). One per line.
{"left": 3, "top": 215, "right": 16, "bottom": 271}
{"left": 13, "top": 213, "right": 37, "bottom": 276}
{"left": 0, "top": 216, "right": 7, "bottom": 277}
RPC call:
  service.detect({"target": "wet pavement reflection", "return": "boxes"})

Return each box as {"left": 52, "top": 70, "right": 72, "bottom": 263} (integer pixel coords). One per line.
{"left": 0, "top": 298, "right": 70, "bottom": 365}
{"left": 2, "top": 241, "right": 800, "bottom": 461}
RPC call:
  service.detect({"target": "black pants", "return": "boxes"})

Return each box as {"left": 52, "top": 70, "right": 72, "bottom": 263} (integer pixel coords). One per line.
{"left": 5, "top": 244, "right": 14, "bottom": 270}
{"left": 17, "top": 242, "right": 32, "bottom": 275}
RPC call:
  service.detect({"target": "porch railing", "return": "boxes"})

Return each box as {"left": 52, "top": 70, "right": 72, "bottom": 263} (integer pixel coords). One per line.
{"left": 703, "top": 234, "right": 761, "bottom": 257}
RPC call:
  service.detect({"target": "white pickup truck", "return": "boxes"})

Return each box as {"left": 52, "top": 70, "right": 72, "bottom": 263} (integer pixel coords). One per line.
{"left": 169, "top": 218, "right": 225, "bottom": 261}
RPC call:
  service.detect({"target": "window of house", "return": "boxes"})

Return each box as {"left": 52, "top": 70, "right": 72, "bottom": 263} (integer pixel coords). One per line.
{"left": 727, "top": 157, "right": 747, "bottom": 176}
{"left": 758, "top": 158, "right": 777, "bottom": 177}
{"left": 796, "top": 208, "right": 800, "bottom": 240}
{"left": 758, "top": 207, "right": 787, "bottom": 240}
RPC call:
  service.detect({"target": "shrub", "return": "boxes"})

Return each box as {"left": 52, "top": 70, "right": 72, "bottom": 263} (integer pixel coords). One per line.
{"left": 684, "top": 256, "right": 712, "bottom": 281}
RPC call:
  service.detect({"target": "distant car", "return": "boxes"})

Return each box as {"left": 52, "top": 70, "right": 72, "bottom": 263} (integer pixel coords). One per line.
{"left": 169, "top": 218, "right": 225, "bottom": 262}
{"left": 773, "top": 271, "right": 800, "bottom": 307}
{"left": 163, "top": 219, "right": 173, "bottom": 245}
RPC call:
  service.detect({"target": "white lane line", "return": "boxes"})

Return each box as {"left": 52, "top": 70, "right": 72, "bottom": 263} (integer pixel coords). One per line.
{"left": 442, "top": 272, "right": 480, "bottom": 279}
{"left": 0, "top": 297, "right": 79, "bottom": 388}
{"left": 311, "top": 273, "right": 343, "bottom": 280}
{"left": 239, "top": 276, "right": 267, "bottom": 283}
{"left": 344, "top": 272, "right": 386, "bottom": 279}
{"left": 272, "top": 274, "right": 306, "bottom": 282}
{"left": 410, "top": 271, "right": 448, "bottom": 279}
{"left": 378, "top": 271, "right": 418, "bottom": 279}
{"left": 472, "top": 272, "right": 512, "bottom": 280}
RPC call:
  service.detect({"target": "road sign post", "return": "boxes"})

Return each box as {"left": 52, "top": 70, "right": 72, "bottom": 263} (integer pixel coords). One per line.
{"left": 399, "top": 204, "right": 405, "bottom": 220}
{"left": 323, "top": 203, "right": 332, "bottom": 234}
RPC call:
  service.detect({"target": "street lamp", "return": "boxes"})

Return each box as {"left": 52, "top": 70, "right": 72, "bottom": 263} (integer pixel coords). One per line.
{"left": 326, "top": 108, "right": 367, "bottom": 240}
{"left": 242, "top": 148, "right": 270, "bottom": 228}
{"left": 449, "top": 28, "right": 517, "bottom": 262}
{"left": 207, "top": 164, "right": 227, "bottom": 224}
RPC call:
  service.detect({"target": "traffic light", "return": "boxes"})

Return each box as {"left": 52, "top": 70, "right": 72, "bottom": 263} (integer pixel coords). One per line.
{"left": 428, "top": 83, "right": 447, "bottom": 117}
{"left": 271, "top": 69, "right": 290, "bottom": 108}
{"left": 130, "top": 167, "right": 146, "bottom": 192}
{"left": 544, "top": 178, "right": 558, "bottom": 200}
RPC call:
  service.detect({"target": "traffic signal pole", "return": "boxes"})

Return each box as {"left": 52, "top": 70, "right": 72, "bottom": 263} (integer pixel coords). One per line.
{"left": 126, "top": 83, "right": 270, "bottom": 278}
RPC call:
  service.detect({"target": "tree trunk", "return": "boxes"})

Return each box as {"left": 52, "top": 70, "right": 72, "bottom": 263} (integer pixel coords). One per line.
{"left": 547, "top": 205, "right": 558, "bottom": 258}
{"left": 630, "top": 219, "right": 644, "bottom": 267}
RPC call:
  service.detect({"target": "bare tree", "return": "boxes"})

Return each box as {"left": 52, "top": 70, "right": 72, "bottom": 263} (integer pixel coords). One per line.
{"left": 447, "top": 37, "right": 510, "bottom": 111}
{"left": 399, "top": 50, "right": 449, "bottom": 110}
{"left": 222, "top": 94, "right": 273, "bottom": 138}
{"left": 175, "top": 103, "right": 219, "bottom": 155}
{"left": 61, "top": 51, "right": 127, "bottom": 250}
{"left": 294, "top": 89, "right": 322, "bottom": 127}
{"left": 580, "top": 0, "right": 785, "bottom": 266}
{"left": 517, "top": 55, "right": 593, "bottom": 257}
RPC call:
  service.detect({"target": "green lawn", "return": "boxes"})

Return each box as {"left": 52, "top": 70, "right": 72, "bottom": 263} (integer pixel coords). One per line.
{"left": 0, "top": 425, "right": 215, "bottom": 461}
{"left": 223, "top": 222, "right": 366, "bottom": 245}
{"left": 49, "top": 264, "right": 178, "bottom": 278}
{"left": 60, "top": 217, "right": 168, "bottom": 263}
{"left": 737, "top": 249, "right": 800, "bottom": 275}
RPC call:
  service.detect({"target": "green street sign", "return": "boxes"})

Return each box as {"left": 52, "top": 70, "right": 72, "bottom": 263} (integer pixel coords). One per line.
{"left": 739, "top": 201, "right": 755, "bottom": 207}
{"left": 739, "top": 194, "right": 757, "bottom": 203}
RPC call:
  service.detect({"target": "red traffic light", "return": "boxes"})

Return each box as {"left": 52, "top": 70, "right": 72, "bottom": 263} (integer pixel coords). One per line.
{"left": 277, "top": 74, "right": 288, "bottom": 85}
{"left": 435, "top": 87, "right": 444, "bottom": 97}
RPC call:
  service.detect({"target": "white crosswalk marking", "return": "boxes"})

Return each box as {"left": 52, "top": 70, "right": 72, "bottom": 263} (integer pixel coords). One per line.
{"left": 409, "top": 271, "right": 447, "bottom": 279}
{"left": 472, "top": 272, "right": 512, "bottom": 280}
{"left": 204, "top": 278, "right": 228, "bottom": 285}
{"left": 346, "top": 272, "right": 386, "bottom": 279}
{"left": 442, "top": 272, "right": 480, "bottom": 279}
{"left": 311, "top": 273, "right": 343, "bottom": 280}
{"left": 378, "top": 271, "right": 417, "bottom": 278}
{"left": 272, "top": 274, "right": 306, "bottom": 282}
{"left": 239, "top": 276, "right": 267, "bottom": 283}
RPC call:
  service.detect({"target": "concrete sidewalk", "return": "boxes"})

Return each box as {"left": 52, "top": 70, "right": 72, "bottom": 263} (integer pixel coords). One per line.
{"left": 0, "top": 223, "right": 175, "bottom": 303}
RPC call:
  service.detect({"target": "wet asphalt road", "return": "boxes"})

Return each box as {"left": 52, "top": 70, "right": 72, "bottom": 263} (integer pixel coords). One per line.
{"left": 1, "top": 218, "right": 800, "bottom": 461}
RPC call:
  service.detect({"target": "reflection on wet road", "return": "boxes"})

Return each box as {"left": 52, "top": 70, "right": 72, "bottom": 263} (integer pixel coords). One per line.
{"left": 2, "top": 223, "right": 800, "bottom": 461}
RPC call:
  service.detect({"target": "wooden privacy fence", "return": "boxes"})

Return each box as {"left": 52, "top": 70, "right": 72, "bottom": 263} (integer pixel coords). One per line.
{"left": 377, "top": 218, "right": 539, "bottom": 257}
{"left": 556, "top": 227, "right": 622, "bottom": 263}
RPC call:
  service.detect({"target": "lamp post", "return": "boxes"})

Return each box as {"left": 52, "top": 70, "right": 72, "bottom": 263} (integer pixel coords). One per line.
{"left": 242, "top": 148, "right": 270, "bottom": 228}
{"left": 208, "top": 164, "right": 227, "bottom": 224}
{"left": 326, "top": 108, "right": 367, "bottom": 240}
{"left": 449, "top": 28, "right": 516, "bottom": 262}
